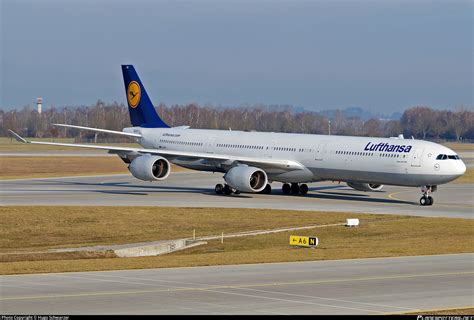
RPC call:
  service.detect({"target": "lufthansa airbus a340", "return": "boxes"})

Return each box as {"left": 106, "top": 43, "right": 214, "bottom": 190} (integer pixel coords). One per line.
{"left": 9, "top": 65, "right": 466, "bottom": 206}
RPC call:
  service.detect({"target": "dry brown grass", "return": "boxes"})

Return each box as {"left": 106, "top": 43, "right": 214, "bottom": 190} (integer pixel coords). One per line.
{"left": 0, "top": 207, "right": 371, "bottom": 253}
{"left": 0, "top": 156, "right": 189, "bottom": 179}
{"left": 0, "top": 251, "right": 117, "bottom": 263}
{"left": 0, "top": 156, "right": 129, "bottom": 179}
{"left": 443, "top": 142, "right": 474, "bottom": 152}
{"left": 403, "top": 307, "right": 474, "bottom": 315}
{"left": 0, "top": 206, "right": 472, "bottom": 275}
{"left": 453, "top": 168, "right": 474, "bottom": 183}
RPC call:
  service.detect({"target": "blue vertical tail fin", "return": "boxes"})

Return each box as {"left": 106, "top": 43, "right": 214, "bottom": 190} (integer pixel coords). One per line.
{"left": 121, "top": 65, "right": 169, "bottom": 128}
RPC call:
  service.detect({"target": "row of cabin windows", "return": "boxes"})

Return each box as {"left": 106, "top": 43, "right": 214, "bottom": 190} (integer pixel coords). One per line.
{"left": 217, "top": 144, "right": 309, "bottom": 153}
{"left": 217, "top": 144, "right": 264, "bottom": 150}
{"left": 216, "top": 145, "right": 305, "bottom": 152}
{"left": 335, "top": 150, "right": 406, "bottom": 158}
{"left": 379, "top": 153, "right": 405, "bottom": 158}
{"left": 336, "top": 151, "right": 374, "bottom": 156}
{"left": 161, "top": 140, "right": 308, "bottom": 152}
{"left": 160, "top": 139, "right": 203, "bottom": 146}
{"left": 273, "top": 147, "right": 296, "bottom": 152}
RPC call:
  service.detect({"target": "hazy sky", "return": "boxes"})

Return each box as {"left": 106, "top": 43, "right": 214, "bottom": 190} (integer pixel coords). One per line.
{"left": 1, "top": 0, "right": 472, "bottom": 112}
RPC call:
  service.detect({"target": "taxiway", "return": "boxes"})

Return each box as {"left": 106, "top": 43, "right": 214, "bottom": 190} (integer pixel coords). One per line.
{"left": 1, "top": 254, "right": 472, "bottom": 314}
{"left": 1, "top": 172, "right": 472, "bottom": 218}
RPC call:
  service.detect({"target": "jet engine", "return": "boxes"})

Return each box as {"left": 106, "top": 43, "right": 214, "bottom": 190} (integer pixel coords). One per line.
{"left": 128, "top": 155, "right": 170, "bottom": 181}
{"left": 224, "top": 166, "right": 268, "bottom": 193}
{"left": 346, "top": 182, "right": 384, "bottom": 192}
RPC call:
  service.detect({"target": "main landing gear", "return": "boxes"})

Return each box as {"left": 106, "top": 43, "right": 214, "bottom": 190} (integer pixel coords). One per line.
{"left": 259, "top": 184, "right": 272, "bottom": 194}
{"left": 214, "top": 183, "right": 272, "bottom": 195}
{"left": 214, "top": 183, "right": 240, "bottom": 195}
{"left": 420, "top": 185, "right": 436, "bottom": 206}
{"left": 282, "top": 183, "right": 308, "bottom": 195}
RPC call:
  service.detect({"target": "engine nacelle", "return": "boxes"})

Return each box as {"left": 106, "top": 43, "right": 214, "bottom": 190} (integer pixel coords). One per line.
{"left": 346, "top": 182, "right": 384, "bottom": 192}
{"left": 128, "top": 155, "right": 170, "bottom": 181}
{"left": 224, "top": 166, "right": 268, "bottom": 193}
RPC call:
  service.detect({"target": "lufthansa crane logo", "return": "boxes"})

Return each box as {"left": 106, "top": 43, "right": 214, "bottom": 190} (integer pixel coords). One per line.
{"left": 127, "top": 81, "right": 141, "bottom": 108}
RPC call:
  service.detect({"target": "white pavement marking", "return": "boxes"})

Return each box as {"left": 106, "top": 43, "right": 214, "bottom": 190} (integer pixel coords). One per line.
{"left": 236, "top": 287, "right": 413, "bottom": 311}
{"left": 2, "top": 278, "right": 89, "bottom": 291}
{"left": 197, "top": 287, "right": 382, "bottom": 313}
{"left": 46, "top": 274, "right": 177, "bottom": 289}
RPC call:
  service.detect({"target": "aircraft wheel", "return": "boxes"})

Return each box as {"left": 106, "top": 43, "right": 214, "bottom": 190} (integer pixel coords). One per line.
{"left": 215, "top": 184, "right": 224, "bottom": 194}
{"left": 282, "top": 183, "right": 291, "bottom": 194}
{"left": 291, "top": 183, "right": 300, "bottom": 194}
{"left": 223, "top": 184, "right": 232, "bottom": 195}
{"left": 427, "top": 196, "right": 433, "bottom": 206}
{"left": 299, "top": 184, "right": 308, "bottom": 195}
{"left": 420, "top": 196, "right": 427, "bottom": 206}
{"left": 261, "top": 184, "right": 272, "bottom": 194}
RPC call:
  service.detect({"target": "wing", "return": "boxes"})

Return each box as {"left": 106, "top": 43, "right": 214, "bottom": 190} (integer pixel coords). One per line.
{"left": 51, "top": 124, "right": 142, "bottom": 138}
{"left": 8, "top": 130, "right": 305, "bottom": 171}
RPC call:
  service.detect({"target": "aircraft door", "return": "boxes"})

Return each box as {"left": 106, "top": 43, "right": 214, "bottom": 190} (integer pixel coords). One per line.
{"left": 265, "top": 140, "right": 276, "bottom": 158}
{"left": 206, "top": 136, "right": 217, "bottom": 154}
{"left": 315, "top": 141, "right": 328, "bottom": 161}
{"left": 411, "top": 148, "right": 424, "bottom": 167}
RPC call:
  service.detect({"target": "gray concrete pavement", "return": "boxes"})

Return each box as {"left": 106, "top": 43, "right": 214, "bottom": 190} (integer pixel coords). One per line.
{"left": 1, "top": 172, "right": 473, "bottom": 218}
{"left": 1, "top": 254, "right": 472, "bottom": 314}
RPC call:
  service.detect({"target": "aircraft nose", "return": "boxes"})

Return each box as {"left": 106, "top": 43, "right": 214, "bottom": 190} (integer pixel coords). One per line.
{"left": 455, "top": 160, "right": 467, "bottom": 176}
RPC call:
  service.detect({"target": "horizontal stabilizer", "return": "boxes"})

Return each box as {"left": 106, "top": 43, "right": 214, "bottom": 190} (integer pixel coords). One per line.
{"left": 52, "top": 124, "right": 142, "bottom": 138}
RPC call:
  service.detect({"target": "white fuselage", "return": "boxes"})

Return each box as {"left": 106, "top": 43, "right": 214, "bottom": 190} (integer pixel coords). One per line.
{"left": 129, "top": 127, "right": 466, "bottom": 187}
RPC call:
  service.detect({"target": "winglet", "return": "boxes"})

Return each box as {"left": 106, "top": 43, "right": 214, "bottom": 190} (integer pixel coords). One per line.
{"left": 8, "top": 130, "right": 29, "bottom": 143}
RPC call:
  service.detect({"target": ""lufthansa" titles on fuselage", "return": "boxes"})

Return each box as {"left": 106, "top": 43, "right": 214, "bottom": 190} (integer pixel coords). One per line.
{"left": 364, "top": 142, "right": 413, "bottom": 153}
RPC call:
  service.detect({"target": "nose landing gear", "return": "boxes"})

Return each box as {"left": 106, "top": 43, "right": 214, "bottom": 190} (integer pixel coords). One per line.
{"left": 420, "top": 185, "right": 436, "bottom": 206}
{"left": 420, "top": 195, "right": 433, "bottom": 206}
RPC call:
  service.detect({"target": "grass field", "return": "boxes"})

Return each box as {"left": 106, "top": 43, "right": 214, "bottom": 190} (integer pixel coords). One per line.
{"left": 0, "top": 206, "right": 472, "bottom": 275}
{"left": 0, "top": 156, "right": 129, "bottom": 179}
{"left": 443, "top": 142, "right": 474, "bottom": 152}
{"left": 454, "top": 167, "right": 474, "bottom": 183}
{"left": 403, "top": 307, "right": 474, "bottom": 315}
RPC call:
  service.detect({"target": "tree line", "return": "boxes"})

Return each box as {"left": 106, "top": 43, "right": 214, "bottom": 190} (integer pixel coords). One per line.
{"left": 1, "top": 101, "right": 472, "bottom": 143}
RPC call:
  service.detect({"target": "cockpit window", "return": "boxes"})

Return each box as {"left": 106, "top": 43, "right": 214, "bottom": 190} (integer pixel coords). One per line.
{"left": 437, "top": 154, "right": 460, "bottom": 160}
